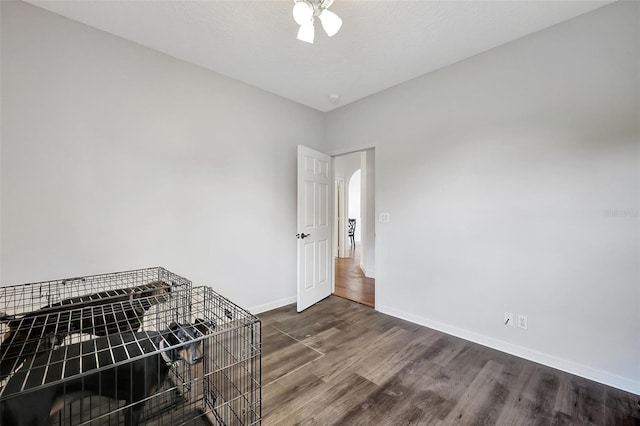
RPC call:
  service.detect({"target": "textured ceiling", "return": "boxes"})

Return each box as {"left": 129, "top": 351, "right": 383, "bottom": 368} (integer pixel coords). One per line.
{"left": 26, "top": 0, "right": 613, "bottom": 112}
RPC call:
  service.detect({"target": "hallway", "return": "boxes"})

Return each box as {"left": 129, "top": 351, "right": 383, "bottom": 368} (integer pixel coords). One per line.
{"left": 334, "top": 246, "right": 375, "bottom": 307}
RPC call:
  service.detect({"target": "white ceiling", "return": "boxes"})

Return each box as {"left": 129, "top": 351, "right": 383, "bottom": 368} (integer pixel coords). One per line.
{"left": 26, "top": 0, "right": 613, "bottom": 112}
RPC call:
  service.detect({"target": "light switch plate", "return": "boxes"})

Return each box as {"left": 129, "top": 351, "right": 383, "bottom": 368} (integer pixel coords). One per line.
{"left": 504, "top": 312, "right": 514, "bottom": 326}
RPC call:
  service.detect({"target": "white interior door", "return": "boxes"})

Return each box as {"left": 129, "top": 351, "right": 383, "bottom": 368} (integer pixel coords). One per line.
{"left": 297, "top": 145, "right": 333, "bottom": 312}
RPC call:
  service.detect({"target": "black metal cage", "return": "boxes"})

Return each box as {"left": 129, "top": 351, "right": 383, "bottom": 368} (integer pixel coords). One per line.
{"left": 0, "top": 268, "right": 261, "bottom": 426}
{"left": 0, "top": 267, "right": 192, "bottom": 319}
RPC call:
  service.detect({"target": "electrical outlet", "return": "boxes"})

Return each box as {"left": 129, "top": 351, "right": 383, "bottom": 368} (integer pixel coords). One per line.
{"left": 518, "top": 314, "right": 528, "bottom": 330}
{"left": 504, "top": 312, "right": 514, "bottom": 326}
{"left": 380, "top": 213, "right": 390, "bottom": 223}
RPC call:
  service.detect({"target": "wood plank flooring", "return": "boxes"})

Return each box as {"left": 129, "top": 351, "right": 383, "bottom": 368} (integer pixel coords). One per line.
{"left": 334, "top": 247, "right": 375, "bottom": 307}
{"left": 260, "top": 296, "right": 640, "bottom": 425}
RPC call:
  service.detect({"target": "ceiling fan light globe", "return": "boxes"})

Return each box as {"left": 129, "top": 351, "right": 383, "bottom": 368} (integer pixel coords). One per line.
{"left": 297, "top": 22, "right": 315, "bottom": 44}
{"left": 319, "top": 9, "right": 342, "bottom": 37}
{"left": 293, "top": 1, "right": 314, "bottom": 26}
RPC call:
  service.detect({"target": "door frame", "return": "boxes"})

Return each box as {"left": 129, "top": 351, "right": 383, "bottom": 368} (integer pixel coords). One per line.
{"left": 328, "top": 144, "right": 377, "bottom": 309}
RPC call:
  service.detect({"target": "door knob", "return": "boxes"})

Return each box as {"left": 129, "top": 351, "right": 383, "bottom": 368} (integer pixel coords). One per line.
{"left": 296, "top": 233, "right": 311, "bottom": 239}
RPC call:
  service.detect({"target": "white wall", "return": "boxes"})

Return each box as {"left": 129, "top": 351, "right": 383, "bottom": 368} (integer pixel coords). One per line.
{"left": 360, "top": 150, "right": 375, "bottom": 278}
{"left": 348, "top": 169, "right": 361, "bottom": 242}
{"left": 0, "top": 1, "right": 325, "bottom": 312}
{"left": 326, "top": 1, "right": 639, "bottom": 394}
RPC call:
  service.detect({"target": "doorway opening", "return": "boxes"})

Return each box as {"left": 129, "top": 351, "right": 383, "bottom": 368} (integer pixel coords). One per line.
{"left": 332, "top": 149, "right": 375, "bottom": 308}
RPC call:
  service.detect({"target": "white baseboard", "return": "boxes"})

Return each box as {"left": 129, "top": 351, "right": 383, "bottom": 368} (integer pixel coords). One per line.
{"left": 249, "top": 296, "right": 296, "bottom": 315}
{"left": 359, "top": 263, "right": 367, "bottom": 276}
{"left": 359, "top": 263, "right": 376, "bottom": 279}
{"left": 377, "top": 304, "right": 640, "bottom": 395}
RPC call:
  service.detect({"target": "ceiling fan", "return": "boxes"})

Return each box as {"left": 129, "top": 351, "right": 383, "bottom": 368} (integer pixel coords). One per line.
{"left": 292, "top": 0, "right": 342, "bottom": 44}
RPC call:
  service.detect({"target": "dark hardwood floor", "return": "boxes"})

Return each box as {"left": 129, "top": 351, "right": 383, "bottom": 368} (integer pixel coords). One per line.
{"left": 334, "top": 246, "right": 375, "bottom": 307}
{"left": 260, "top": 296, "right": 640, "bottom": 425}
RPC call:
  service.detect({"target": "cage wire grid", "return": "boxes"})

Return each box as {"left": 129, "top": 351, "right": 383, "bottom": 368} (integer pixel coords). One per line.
{"left": 0, "top": 268, "right": 261, "bottom": 426}
{"left": 0, "top": 267, "right": 192, "bottom": 318}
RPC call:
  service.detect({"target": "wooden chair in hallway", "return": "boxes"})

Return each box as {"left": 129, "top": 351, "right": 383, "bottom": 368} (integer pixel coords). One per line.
{"left": 348, "top": 218, "right": 356, "bottom": 250}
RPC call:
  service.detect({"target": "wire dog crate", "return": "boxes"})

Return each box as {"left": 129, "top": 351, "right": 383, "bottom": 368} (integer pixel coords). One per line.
{"left": 0, "top": 269, "right": 261, "bottom": 426}
{"left": 0, "top": 267, "right": 192, "bottom": 319}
